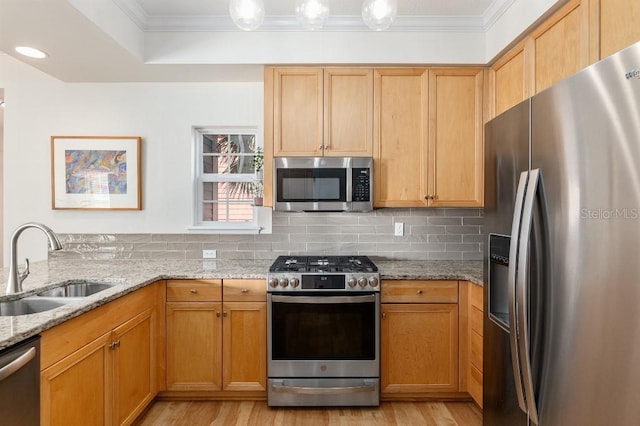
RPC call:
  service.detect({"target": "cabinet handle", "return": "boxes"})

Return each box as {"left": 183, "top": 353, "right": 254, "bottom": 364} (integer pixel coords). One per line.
{"left": 240, "top": 289, "right": 249, "bottom": 294}
{"left": 216, "top": 311, "right": 221, "bottom": 318}
{"left": 189, "top": 289, "right": 198, "bottom": 294}
{"left": 109, "top": 340, "right": 121, "bottom": 350}
{"left": 417, "top": 290, "right": 423, "bottom": 294}
{"left": 223, "top": 311, "right": 228, "bottom": 317}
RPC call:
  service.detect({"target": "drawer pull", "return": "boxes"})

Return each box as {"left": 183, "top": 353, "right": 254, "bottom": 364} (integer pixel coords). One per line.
{"left": 417, "top": 290, "right": 423, "bottom": 294}
{"left": 189, "top": 289, "right": 198, "bottom": 294}
{"left": 241, "top": 289, "right": 249, "bottom": 294}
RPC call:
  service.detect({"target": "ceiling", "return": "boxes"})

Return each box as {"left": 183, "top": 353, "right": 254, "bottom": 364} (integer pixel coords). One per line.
{"left": 0, "top": 0, "right": 552, "bottom": 83}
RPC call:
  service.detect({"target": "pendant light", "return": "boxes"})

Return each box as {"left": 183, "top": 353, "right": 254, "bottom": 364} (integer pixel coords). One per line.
{"left": 361, "top": 0, "right": 397, "bottom": 31}
{"left": 296, "top": 0, "right": 330, "bottom": 30}
{"left": 229, "top": 0, "right": 265, "bottom": 31}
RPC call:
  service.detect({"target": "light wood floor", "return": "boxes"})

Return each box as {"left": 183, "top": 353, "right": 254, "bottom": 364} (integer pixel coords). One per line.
{"left": 135, "top": 400, "right": 482, "bottom": 425}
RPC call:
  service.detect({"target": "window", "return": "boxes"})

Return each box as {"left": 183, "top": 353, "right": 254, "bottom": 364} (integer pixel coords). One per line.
{"left": 191, "top": 127, "right": 262, "bottom": 232}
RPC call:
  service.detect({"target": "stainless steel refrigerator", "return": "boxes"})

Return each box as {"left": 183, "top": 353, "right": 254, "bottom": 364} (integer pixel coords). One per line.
{"left": 484, "top": 40, "right": 640, "bottom": 425}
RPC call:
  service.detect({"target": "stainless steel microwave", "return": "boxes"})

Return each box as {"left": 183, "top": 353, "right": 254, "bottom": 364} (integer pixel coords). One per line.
{"left": 274, "top": 157, "right": 373, "bottom": 212}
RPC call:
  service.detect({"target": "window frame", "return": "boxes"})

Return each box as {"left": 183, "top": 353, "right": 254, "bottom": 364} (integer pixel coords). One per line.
{"left": 189, "top": 126, "right": 262, "bottom": 233}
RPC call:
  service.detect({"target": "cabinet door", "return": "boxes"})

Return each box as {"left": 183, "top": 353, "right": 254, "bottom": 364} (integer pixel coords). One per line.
{"left": 273, "top": 68, "right": 323, "bottom": 156}
{"left": 324, "top": 68, "right": 373, "bottom": 156}
{"left": 222, "top": 301, "right": 267, "bottom": 392}
{"left": 381, "top": 303, "right": 459, "bottom": 393}
{"left": 491, "top": 41, "right": 529, "bottom": 118}
{"left": 428, "top": 68, "right": 483, "bottom": 207}
{"left": 166, "top": 302, "right": 222, "bottom": 391}
{"left": 531, "top": 0, "right": 589, "bottom": 93}
{"left": 597, "top": 0, "right": 640, "bottom": 59}
{"left": 41, "top": 333, "right": 111, "bottom": 426}
{"left": 373, "top": 68, "right": 429, "bottom": 207}
{"left": 112, "top": 308, "right": 155, "bottom": 426}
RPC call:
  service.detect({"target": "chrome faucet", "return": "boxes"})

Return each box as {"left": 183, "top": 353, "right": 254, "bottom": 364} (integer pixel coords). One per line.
{"left": 5, "top": 222, "right": 63, "bottom": 295}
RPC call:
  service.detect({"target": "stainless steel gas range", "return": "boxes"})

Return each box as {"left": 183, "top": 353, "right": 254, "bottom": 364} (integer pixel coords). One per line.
{"left": 266, "top": 255, "right": 380, "bottom": 407}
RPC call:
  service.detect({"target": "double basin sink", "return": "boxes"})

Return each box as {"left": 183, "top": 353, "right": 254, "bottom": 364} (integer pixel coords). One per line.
{"left": 0, "top": 281, "right": 118, "bottom": 316}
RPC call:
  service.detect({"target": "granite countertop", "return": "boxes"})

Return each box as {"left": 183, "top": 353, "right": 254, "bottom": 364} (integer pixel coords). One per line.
{"left": 0, "top": 258, "right": 482, "bottom": 350}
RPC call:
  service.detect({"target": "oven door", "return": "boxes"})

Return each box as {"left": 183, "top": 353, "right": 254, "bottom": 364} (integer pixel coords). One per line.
{"left": 267, "top": 292, "right": 380, "bottom": 378}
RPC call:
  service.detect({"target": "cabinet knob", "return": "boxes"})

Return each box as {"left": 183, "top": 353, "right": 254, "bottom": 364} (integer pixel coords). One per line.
{"left": 241, "top": 289, "right": 249, "bottom": 294}
{"left": 216, "top": 311, "right": 221, "bottom": 318}
{"left": 318, "top": 144, "right": 323, "bottom": 150}
{"left": 189, "top": 289, "right": 198, "bottom": 294}
{"left": 417, "top": 290, "right": 423, "bottom": 294}
{"left": 381, "top": 312, "right": 387, "bottom": 319}
{"left": 324, "top": 145, "right": 330, "bottom": 150}
{"left": 424, "top": 195, "right": 432, "bottom": 200}
{"left": 223, "top": 311, "right": 228, "bottom": 317}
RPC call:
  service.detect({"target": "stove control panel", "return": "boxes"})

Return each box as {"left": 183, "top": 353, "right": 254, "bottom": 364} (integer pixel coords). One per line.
{"left": 267, "top": 273, "right": 380, "bottom": 292}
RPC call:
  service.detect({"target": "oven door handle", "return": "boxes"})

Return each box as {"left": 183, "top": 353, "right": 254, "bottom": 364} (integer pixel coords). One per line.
{"left": 270, "top": 381, "right": 377, "bottom": 395}
{"left": 270, "top": 294, "right": 376, "bottom": 304}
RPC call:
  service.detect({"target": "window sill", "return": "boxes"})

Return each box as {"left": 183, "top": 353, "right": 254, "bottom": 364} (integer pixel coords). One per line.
{"left": 188, "top": 206, "right": 272, "bottom": 234}
{"left": 186, "top": 225, "right": 263, "bottom": 235}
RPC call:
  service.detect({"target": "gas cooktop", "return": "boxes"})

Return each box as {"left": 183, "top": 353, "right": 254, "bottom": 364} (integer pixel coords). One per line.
{"left": 269, "top": 255, "right": 378, "bottom": 273}
{"left": 267, "top": 256, "right": 380, "bottom": 292}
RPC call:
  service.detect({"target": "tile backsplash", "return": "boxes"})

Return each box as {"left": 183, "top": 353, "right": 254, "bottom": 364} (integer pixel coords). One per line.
{"left": 52, "top": 208, "right": 483, "bottom": 261}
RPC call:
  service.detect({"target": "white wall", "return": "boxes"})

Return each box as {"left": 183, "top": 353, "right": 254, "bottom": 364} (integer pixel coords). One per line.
{"left": 0, "top": 54, "right": 262, "bottom": 263}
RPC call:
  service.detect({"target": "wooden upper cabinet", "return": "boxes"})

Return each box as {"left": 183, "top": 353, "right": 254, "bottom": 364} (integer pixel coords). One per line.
{"left": 428, "top": 68, "right": 484, "bottom": 207}
{"left": 596, "top": 0, "right": 640, "bottom": 59}
{"left": 273, "top": 68, "right": 324, "bottom": 156}
{"left": 324, "top": 68, "right": 374, "bottom": 156}
{"left": 491, "top": 41, "right": 529, "bottom": 118}
{"left": 373, "top": 68, "right": 429, "bottom": 207}
{"left": 531, "top": 0, "right": 589, "bottom": 93}
{"left": 270, "top": 67, "right": 373, "bottom": 157}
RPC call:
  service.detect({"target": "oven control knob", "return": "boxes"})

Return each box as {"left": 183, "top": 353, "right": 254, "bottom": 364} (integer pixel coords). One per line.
{"left": 290, "top": 278, "right": 300, "bottom": 288}
{"left": 358, "top": 277, "right": 367, "bottom": 288}
{"left": 348, "top": 277, "right": 357, "bottom": 288}
{"left": 368, "top": 277, "right": 379, "bottom": 288}
{"left": 279, "top": 278, "right": 289, "bottom": 288}
{"left": 269, "top": 278, "right": 279, "bottom": 288}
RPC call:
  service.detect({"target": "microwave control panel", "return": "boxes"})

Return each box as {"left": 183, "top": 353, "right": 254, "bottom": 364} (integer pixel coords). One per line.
{"left": 352, "top": 168, "right": 371, "bottom": 202}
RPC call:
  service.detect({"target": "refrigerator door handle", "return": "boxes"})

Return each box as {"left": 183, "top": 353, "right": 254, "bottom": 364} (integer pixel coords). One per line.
{"left": 508, "top": 171, "right": 529, "bottom": 414}
{"left": 517, "top": 168, "right": 541, "bottom": 425}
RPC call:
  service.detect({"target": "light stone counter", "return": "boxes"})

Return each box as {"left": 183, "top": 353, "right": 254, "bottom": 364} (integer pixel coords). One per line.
{"left": 0, "top": 258, "right": 482, "bottom": 350}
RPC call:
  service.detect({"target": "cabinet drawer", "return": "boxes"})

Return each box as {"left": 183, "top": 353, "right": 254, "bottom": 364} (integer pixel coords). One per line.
{"left": 167, "top": 280, "right": 222, "bottom": 302}
{"left": 381, "top": 280, "right": 458, "bottom": 303}
{"left": 469, "top": 364, "right": 483, "bottom": 408}
{"left": 469, "top": 283, "right": 483, "bottom": 309}
{"left": 223, "top": 279, "right": 266, "bottom": 302}
{"left": 470, "top": 305, "right": 483, "bottom": 336}
{"left": 470, "top": 330, "right": 483, "bottom": 372}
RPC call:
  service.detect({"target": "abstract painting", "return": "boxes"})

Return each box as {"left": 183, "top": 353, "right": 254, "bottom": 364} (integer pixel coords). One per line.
{"left": 51, "top": 136, "right": 141, "bottom": 210}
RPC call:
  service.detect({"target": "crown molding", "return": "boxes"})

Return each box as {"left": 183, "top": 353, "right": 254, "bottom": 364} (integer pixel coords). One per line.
{"left": 113, "top": 0, "right": 511, "bottom": 33}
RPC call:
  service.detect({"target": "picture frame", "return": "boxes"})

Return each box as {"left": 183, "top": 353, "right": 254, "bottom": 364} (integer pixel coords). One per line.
{"left": 51, "top": 136, "right": 142, "bottom": 210}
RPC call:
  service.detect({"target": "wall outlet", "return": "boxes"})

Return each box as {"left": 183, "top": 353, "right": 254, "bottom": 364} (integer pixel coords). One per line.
{"left": 202, "top": 249, "right": 217, "bottom": 259}
{"left": 394, "top": 222, "right": 404, "bottom": 236}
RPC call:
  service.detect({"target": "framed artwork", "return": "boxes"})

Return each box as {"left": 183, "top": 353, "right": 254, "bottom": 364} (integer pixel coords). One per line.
{"left": 51, "top": 136, "right": 142, "bottom": 210}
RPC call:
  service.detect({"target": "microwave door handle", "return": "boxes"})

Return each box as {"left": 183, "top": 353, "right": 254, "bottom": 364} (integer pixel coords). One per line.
{"left": 509, "top": 171, "right": 529, "bottom": 414}
{"left": 270, "top": 294, "right": 376, "bottom": 304}
{"left": 517, "top": 168, "right": 541, "bottom": 425}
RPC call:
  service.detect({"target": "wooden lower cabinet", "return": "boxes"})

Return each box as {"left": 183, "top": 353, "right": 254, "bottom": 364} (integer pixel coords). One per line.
{"left": 380, "top": 280, "right": 459, "bottom": 396}
{"left": 165, "top": 279, "right": 266, "bottom": 396}
{"left": 40, "top": 283, "right": 162, "bottom": 426}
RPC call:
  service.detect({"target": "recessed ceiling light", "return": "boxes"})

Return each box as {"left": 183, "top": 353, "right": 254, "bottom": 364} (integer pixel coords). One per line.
{"left": 15, "top": 46, "right": 48, "bottom": 59}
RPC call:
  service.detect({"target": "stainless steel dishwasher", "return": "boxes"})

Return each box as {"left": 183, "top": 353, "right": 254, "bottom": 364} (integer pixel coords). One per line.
{"left": 0, "top": 335, "right": 40, "bottom": 425}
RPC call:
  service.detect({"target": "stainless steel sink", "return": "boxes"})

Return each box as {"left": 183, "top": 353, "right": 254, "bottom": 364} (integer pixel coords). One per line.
{"left": 0, "top": 297, "right": 77, "bottom": 316}
{"left": 36, "top": 281, "right": 116, "bottom": 298}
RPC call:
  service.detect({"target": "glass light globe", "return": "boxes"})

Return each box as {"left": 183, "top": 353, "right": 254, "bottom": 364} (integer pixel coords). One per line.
{"left": 361, "top": 0, "right": 397, "bottom": 31}
{"left": 296, "top": 0, "right": 330, "bottom": 30}
{"left": 229, "top": 0, "right": 265, "bottom": 31}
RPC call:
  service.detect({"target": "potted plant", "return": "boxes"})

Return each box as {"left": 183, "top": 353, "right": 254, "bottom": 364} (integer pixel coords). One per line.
{"left": 253, "top": 147, "right": 264, "bottom": 179}
{"left": 251, "top": 180, "right": 264, "bottom": 206}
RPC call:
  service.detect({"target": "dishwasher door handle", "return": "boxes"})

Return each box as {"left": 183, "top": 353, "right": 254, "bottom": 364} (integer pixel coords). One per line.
{"left": 0, "top": 347, "right": 36, "bottom": 382}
